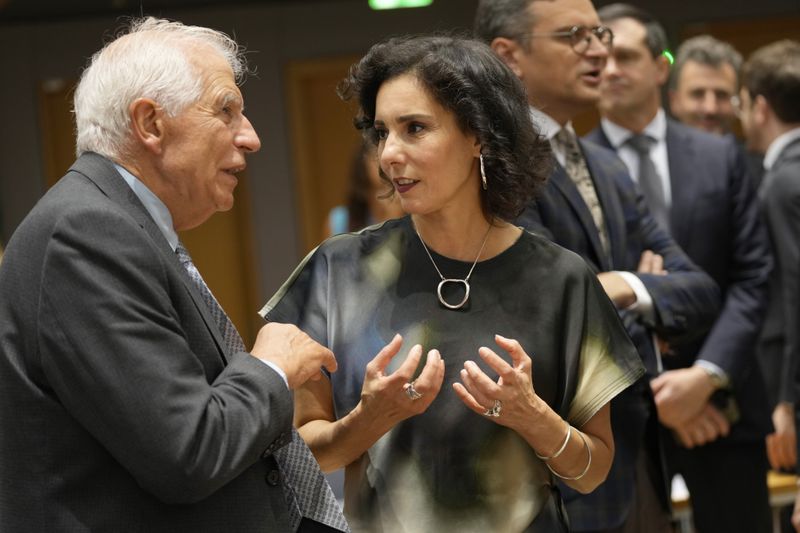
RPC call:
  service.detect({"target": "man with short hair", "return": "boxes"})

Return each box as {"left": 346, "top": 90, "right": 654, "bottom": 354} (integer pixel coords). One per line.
{"left": 669, "top": 35, "right": 743, "bottom": 136}
{"left": 739, "top": 42, "right": 800, "bottom": 519}
{"left": 0, "top": 17, "right": 348, "bottom": 532}
{"left": 475, "top": 1, "right": 721, "bottom": 531}
{"left": 588, "top": 5, "right": 773, "bottom": 532}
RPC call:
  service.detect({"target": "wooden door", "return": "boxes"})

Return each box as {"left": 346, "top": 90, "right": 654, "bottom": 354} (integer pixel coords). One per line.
{"left": 285, "top": 56, "right": 363, "bottom": 252}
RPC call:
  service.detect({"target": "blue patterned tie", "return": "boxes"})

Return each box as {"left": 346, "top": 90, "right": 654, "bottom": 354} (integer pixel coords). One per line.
{"left": 176, "top": 243, "right": 348, "bottom": 532}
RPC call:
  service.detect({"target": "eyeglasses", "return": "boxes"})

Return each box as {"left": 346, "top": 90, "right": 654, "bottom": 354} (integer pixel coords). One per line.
{"left": 527, "top": 25, "right": 614, "bottom": 54}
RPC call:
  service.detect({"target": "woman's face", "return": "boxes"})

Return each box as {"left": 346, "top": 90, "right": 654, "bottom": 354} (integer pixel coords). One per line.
{"left": 373, "top": 73, "right": 481, "bottom": 218}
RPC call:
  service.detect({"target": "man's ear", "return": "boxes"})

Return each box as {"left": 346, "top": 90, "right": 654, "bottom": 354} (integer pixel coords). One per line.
{"left": 129, "top": 98, "right": 164, "bottom": 154}
{"left": 655, "top": 53, "right": 671, "bottom": 86}
{"left": 491, "top": 37, "right": 525, "bottom": 78}
{"left": 753, "top": 94, "right": 770, "bottom": 126}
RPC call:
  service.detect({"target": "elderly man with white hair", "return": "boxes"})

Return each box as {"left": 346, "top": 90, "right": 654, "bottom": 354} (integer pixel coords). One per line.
{"left": 0, "top": 17, "right": 348, "bottom": 533}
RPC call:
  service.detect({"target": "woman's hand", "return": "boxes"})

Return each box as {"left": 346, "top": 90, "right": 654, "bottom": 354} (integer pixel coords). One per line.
{"left": 295, "top": 333, "right": 444, "bottom": 472}
{"left": 359, "top": 333, "right": 445, "bottom": 431}
{"left": 452, "top": 334, "right": 544, "bottom": 431}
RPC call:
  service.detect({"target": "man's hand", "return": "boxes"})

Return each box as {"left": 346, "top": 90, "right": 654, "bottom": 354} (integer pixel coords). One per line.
{"left": 597, "top": 272, "right": 636, "bottom": 308}
{"left": 251, "top": 322, "right": 337, "bottom": 389}
{"left": 651, "top": 367, "right": 716, "bottom": 428}
{"left": 766, "top": 402, "right": 797, "bottom": 471}
{"left": 672, "top": 404, "right": 730, "bottom": 448}
{"left": 637, "top": 250, "right": 666, "bottom": 275}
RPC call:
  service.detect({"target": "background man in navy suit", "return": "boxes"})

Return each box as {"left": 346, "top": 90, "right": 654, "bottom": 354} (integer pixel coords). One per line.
{"left": 475, "top": 1, "right": 720, "bottom": 531}
{"left": 0, "top": 17, "right": 347, "bottom": 532}
{"left": 589, "top": 5, "right": 773, "bottom": 532}
{"left": 739, "top": 40, "right": 800, "bottom": 530}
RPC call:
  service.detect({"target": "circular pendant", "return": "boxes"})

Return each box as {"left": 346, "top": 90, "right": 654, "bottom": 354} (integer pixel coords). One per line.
{"left": 437, "top": 279, "right": 470, "bottom": 310}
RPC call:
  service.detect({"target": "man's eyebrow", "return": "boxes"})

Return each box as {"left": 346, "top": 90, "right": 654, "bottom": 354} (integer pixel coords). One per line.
{"left": 219, "top": 92, "right": 243, "bottom": 109}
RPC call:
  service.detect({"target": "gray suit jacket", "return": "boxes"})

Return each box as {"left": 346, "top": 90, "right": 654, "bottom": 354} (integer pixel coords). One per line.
{"left": 759, "top": 136, "right": 800, "bottom": 409}
{"left": 0, "top": 153, "right": 296, "bottom": 531}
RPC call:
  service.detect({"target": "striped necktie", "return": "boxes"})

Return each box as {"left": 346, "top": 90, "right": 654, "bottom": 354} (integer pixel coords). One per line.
{"left": 176, "top": 243, "right": 349, "bottom": 532}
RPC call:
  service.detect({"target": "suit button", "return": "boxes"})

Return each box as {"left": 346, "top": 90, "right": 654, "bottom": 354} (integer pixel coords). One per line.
{"left": 266, "top": 469, "right": 281, "bottom": 486}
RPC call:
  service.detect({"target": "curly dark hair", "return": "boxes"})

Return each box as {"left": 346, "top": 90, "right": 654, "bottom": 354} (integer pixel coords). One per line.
{"left": 337, "top": 34, "right": 551, "bottom": 221}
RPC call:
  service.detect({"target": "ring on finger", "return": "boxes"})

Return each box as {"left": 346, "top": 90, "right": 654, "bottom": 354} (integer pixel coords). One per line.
{"left": 406, "top": 380, "right": 423, "bottom": 401}
{"left": 483, "top": 399, "right": 502, "bottom": 417}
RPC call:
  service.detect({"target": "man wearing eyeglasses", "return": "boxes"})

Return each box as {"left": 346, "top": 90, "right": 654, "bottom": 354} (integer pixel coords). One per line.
{"left": 586, "top": 5, "right": 772, "bottom": 533}
{"left": 475, "top": 1, "right": 721, "bottom": 532}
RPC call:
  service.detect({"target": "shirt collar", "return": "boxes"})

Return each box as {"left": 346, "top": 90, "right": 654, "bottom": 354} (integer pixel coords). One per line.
{"left": 529, "top": 106, "right": 566, "bottom": 141}
{"left": 764, "top": 127, "right": 800, "bottom": 170}
{"left": 114, "top": 163, "right": 179, "bottom": 251}
{"left": 601, "top": 108, "right": 667, "bottom": 148}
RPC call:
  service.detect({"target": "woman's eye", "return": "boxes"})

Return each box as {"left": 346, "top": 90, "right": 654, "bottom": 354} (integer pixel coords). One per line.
{"left": 375, "top": 128, "right": 388, "bottom": 140}
{"left": 408, "top": 123, "right": 424, "bottom": 134}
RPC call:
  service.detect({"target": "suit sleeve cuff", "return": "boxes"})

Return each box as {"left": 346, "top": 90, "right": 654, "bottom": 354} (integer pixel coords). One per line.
{"left": 695, "top": 359, "right": 731, "bottom": 389}
{"left": 256, "top": 359, "right": 289, "bottom": 389}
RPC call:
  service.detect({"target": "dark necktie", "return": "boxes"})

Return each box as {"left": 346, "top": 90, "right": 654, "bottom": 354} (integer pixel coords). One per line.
{"left": 553, "top": 128, "right": 609, "bottom": 256}
{"left": 176, "top": 243, "right": 348, "bottom": 532}
{"left": 626, "top": 134, "right": 669, "bottom": 230}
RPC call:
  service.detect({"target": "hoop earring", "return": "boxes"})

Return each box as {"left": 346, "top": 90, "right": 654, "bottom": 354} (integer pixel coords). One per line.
{"left": 480, "top": 154, "right": 488, "bottom": 190}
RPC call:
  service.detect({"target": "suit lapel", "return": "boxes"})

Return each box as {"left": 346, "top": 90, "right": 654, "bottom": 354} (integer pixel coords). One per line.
{"left": 549, "top": 156, "right": 611, "bottom": 270}
{"left": 665, "top": 121, "right": 695, "bottom": 246}
{"left": 69, "top": 153, "right": 229, "bottom": 366}
{"left": 580, "top": 140, "right": 621, "bottom": 271}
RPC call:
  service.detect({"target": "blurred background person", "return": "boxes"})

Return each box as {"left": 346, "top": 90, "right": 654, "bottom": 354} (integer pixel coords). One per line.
{"left": 669, "top": 35, "right": 743, "bottom": 136}
{"left": 325, "top": 140, "right": 403, "bottom": 236}
{"left": 589, "top": 4, "right": 773, "bottom": 532}
{"left": 739, "top": 38, "right": 800, "bottom": 512}
{"left": 263, "top": 34, "right": 646, "bottom": 532}
{"left": 475, "top": 0, "right": 722, "bottom": 531}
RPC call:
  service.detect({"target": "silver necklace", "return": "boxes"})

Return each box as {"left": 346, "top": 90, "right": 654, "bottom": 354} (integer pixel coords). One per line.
{"left": 415, "top": 222, "right": 493, "bottom": 310}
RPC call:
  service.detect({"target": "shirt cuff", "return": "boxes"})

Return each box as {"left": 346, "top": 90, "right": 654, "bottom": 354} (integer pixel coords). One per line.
{"left": 257, "top": 359, "right": 289, "bottom": 389}
{"left": 695, "top": 359, "right": 731, "bottom": 389}
{"left": 613, "top": 271, "right": 654, "bottom": 321}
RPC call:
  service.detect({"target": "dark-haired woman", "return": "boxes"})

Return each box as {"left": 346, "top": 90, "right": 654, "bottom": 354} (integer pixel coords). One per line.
{"left": 262, "top": 35, "right": 643, "bottom": 532}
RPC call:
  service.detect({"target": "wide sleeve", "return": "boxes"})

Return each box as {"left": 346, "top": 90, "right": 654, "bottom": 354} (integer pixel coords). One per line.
{"left": 260, "top": 244, "right": 330, "bottom": 348}
{"left": 38, "top": 208, "right": 293, "bottom": 504}
{"left": 564, "top": 261, "right": 645, "bottom": 428}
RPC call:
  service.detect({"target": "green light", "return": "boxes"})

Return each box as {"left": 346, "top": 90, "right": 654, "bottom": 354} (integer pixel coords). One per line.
{"left": 662, "top": 49, "right": 675, "bottom": 65}
{"left": 369, "top": 0, "right": 433, "bottom": 10}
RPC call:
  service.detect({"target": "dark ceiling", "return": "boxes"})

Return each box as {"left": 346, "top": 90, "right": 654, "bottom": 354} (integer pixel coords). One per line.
{"left": 0, "top": 0, "right": 332, "bottom": 25}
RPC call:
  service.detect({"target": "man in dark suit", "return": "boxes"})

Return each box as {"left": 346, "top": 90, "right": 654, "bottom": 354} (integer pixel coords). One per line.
{"left": 0, "top": 17, "right": 348, "bottom": 532}
{"left": 739, "top": 40, "right": 800, "bottom": 529}
{"left": 475, "top": 1, "right": 720, "bottom": 531}
{"left": 589, "top": 5, "right": 773, "bottom": 533}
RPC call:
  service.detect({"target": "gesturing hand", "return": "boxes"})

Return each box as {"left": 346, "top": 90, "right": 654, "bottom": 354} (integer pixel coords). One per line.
{"left": 251, "top": 322, "right": 337, "bottom": 389}
{"left": 359, "top": 334, "right": 445, "bottom": 429}
{"left": 453, "top": 334, "right": 543, "bottom": 430}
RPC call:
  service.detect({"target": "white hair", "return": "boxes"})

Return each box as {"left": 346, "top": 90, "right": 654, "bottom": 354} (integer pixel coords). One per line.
{"left": 74, "top": 17, "right": 249, "bottom": 159}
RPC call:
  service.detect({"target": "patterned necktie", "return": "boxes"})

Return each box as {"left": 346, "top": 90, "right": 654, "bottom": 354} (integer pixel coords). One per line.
{"left": 553, "top": 128, "right": 609, "bottom": 256}
{"left": 626, "top": 134, "right": 669, "bottom": 230}
{"left": 175, "top": 243, "right": 348, "bottom": 532}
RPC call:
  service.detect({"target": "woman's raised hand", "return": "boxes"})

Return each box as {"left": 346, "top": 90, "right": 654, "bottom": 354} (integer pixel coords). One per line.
{"left": 453, "top": 334, "right": 543, "bottom": 430}
{"left": 359, "top": 334, "right": 445, "bottom": 428}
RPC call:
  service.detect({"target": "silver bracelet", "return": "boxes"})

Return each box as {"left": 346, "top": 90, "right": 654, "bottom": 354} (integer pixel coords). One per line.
{"left": 545, "top": 428, "right": 592, "bottom": 481}
{"left": 535, "top": 421, "right": 571, "bottom": 461}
